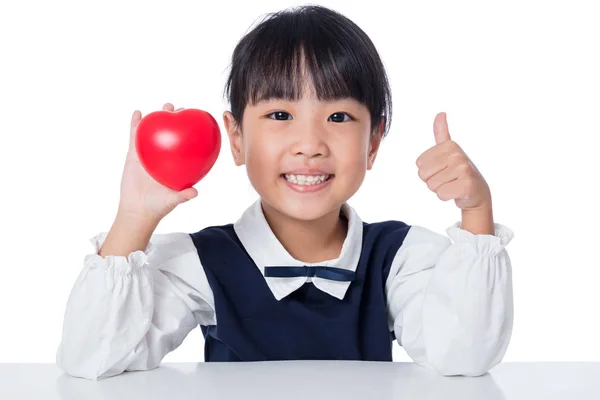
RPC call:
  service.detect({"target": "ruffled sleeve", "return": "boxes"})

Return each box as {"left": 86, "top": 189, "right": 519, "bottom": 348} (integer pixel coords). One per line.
{"left": 56, "top": 231, "right": 215, "bottom": 381}
{"left": 445, "top": 221, "right": 514, "bottom": 256}
{"left": 385, "top": 221, "right": 514, "bottom": 377}
{"left": 82, "top": 231, "right": 158, "bottom": 275}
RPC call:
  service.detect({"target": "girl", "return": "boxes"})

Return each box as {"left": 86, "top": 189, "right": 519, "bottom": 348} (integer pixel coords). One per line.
{"left": 56, "top": 5, "right": 514, "bottom": 380}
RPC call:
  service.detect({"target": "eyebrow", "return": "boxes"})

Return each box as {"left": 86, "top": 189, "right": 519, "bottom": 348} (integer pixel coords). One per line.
{"left": 253, "top": 97, "right": 359, "bottom": 106}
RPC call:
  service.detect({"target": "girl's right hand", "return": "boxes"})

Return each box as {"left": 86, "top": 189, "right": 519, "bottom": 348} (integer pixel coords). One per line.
{"left": 118, "top": 103, "right": 199, "bottom": 222}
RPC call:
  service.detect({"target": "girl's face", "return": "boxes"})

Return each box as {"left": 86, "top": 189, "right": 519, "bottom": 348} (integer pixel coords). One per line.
{"left": 223, "top": 88, "right": 383, "bottom": 221}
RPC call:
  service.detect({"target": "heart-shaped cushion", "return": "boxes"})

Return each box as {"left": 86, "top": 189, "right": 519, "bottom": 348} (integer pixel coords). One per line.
{"left": 135, "top": 108, "right": 221, "bottom": 191}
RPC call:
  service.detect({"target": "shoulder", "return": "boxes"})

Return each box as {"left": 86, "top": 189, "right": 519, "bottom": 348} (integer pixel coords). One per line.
{"left": 383, "top": 224, "right": 454, "bottom": 284}
{"left": 363, "top": 219, "right": 411, "bottom": 235}
{"left": 362, "top": 219, "right": 452, "bottom": 248}
{"left": 360, "top": 220, "right": 453, "bottom": 276}
{"left": 362, "top": 219, "right": 412, "bottom": 250}
{"left": 142, "top": 232, "right": 203, "bottom": 269}
{"left": 187, "top": 224, "right": 248, "bottom": 264}
{"left": 402, "top": 224, "right": 453, "bottom": 249}
{"left": 359, "top": 220, "right": 413, "bottom": 272}
{"left": 188, "top": 223, "right": 236, "bottom": 244}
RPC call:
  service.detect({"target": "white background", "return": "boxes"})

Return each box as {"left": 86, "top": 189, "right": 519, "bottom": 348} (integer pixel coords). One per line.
{"left": 0, "top": 0, "right": 598, "bottom": 363}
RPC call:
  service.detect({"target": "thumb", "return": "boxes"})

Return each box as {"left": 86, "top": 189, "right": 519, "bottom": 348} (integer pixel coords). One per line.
{"left": 433, "top": 112, "right": 451, "bottom": 144}
{"left": 178, "top": 187, "right": 198, "bottom": 203}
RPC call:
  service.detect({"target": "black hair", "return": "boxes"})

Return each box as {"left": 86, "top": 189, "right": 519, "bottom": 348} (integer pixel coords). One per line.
{"left": 223, "top": 4, "right": 392, "bottom": 137}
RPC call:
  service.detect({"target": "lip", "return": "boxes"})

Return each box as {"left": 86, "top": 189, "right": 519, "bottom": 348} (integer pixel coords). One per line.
{"left": 281, "top": 174, "right": 334, "bottom": 193}
{"left": 282, "top": 168, "right": 332, "bottom": 176}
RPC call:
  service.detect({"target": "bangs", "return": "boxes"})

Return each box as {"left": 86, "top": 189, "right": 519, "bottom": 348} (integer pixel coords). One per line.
{"left": 224, "top": 5, "right": 392, "bottom": 136}
{"left": 242, "top": 24, "right": 359, "bottom": 105}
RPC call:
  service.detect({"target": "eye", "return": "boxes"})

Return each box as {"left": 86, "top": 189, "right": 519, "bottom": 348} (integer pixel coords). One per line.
{"left": 265, "top": 111, "right": 353, "bottom": 122}
{"left": 328, "top": 112, "right": 352, "bottom": 123}
{"left": 266, "top": 111, "right": 292, "bottom": 120}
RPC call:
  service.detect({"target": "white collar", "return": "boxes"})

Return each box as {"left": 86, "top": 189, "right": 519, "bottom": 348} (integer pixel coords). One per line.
{"left": 233, "top": 199, "right": 363, "bottom": 301}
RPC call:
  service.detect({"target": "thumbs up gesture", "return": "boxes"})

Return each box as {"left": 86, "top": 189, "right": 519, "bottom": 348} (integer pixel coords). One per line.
{"left": 416, "top": 112, "right": 491, "bottom": 212}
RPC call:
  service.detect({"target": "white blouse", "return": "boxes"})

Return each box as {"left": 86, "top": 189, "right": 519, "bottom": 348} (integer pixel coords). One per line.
{"left": 55, "top": 200, "right": 515, "bottom": 380}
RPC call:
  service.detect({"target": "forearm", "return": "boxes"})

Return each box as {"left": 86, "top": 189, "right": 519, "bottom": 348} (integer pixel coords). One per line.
{"left": 98, "top": 210, "right": 161, "bottom": 257}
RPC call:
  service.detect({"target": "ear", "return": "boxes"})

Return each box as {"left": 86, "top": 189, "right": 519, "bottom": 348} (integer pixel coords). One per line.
{"left": 367, "top": 118, "right": 384, "bottom": 170}
{"left": 223, "top": 111, "right": 245, "bottom": 166}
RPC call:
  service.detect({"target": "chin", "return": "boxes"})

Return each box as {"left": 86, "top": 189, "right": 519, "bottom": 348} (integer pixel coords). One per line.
{"left": 273, "top": 197, "right": 339, "bottom": 221}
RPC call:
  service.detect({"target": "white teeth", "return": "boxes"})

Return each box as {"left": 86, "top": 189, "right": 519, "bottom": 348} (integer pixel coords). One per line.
{"left": 284, "top": 174, "right": 330, "bottom": 185}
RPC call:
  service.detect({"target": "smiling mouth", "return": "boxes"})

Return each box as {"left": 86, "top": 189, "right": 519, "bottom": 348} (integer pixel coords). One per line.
{"left": 280, "top": 173, "right": 334, "bottom": 186}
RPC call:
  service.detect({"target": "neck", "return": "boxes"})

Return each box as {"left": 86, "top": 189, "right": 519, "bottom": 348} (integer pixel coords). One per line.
{"left": 260, "top": 200, "right": 348, "bottom": 263}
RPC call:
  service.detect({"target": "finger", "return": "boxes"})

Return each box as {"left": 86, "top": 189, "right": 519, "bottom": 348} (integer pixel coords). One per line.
{"left": 435, "top": 179, "right": 463, "bottom": 201}
{"left": 180, "top": 187, "right": 198, "bottom": 202}
{"left": 418, "top": 158, "right": 447, "bottom": 183}
{"left": 433, "top": 112, "right": 451, "bottom": 145}
{"left": 416, "top": 147, "right": 451, "bottom": 177}
{"left": 175, "top": 107, "right": 184, "bottom": 112}
{"left": 416, "top": 138, "right": 451, "bottom": 168}
{"left": 130, "top": 110, "right": 141, "bottom": 129}
{"left": 425, "top": 165, "right": 459, "bottom": 192}
{"left": 163, "top": 103, "right": 175, "bottom": 111}
{"left": 170, "top": 187, "right": 198, "bottom": 207}
{"left": 416, "top": 135, "right": 462, "bottom": 169}
{"left": 129, "top": 110, "right": 142, "bottom": 142}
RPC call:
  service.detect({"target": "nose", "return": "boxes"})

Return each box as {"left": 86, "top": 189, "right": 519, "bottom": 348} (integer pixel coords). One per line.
{"left": 290, "top": 126, "right": 329, "bottom": 159}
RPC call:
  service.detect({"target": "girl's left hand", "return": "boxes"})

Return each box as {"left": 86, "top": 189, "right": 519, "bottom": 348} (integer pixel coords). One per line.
{"left": 415, "top": 112, "right": 492, "bottom": 212}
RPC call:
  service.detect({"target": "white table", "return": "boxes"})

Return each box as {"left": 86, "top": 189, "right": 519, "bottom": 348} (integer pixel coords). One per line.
{"left": 1, "top": 362, "right": 599, "bottom": 399}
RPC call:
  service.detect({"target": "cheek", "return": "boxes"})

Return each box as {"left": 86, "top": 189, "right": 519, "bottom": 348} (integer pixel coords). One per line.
{"left": 336, "top": 135, "right": 370, "bottom": 169}
{"left": 333, "top": 135, "right": 370, "bottom": 192}
{"left": 244, "top": 133, "right": 282, "bottom": 180}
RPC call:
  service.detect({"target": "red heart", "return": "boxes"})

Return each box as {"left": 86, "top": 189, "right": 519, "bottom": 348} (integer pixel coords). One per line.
{"left": 135, "top": 108, "right": 221, "bottom": 191}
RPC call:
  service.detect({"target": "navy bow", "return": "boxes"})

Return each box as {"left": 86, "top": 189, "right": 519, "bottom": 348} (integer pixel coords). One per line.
{"left": 264, "top": 266, "right": 355, "bottom": 282}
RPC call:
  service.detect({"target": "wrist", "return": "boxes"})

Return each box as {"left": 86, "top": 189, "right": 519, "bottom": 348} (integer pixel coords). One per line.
{"left": 98, "top": 210, "right": 160, "bottom": 258}
{"left": 115, "top": 208, "right": 162, "bottom": 228}
{"left": 460, "top": 203, "right": 494, "bottom": 235}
